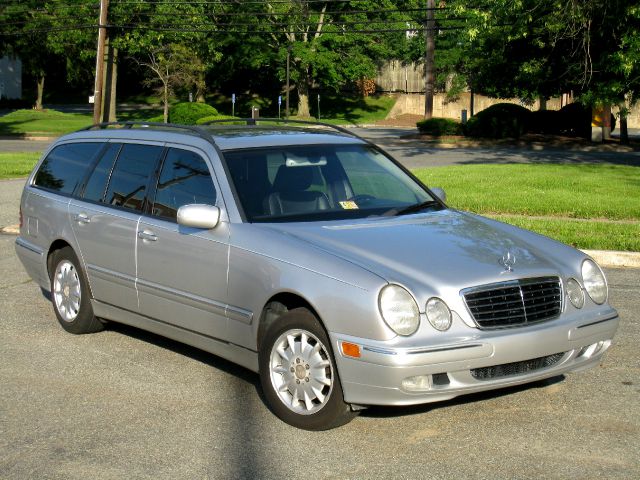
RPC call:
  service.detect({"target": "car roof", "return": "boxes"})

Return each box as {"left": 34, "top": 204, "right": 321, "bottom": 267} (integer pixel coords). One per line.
{"left": 56, "top": 122, "right": 367, "bottom": 152}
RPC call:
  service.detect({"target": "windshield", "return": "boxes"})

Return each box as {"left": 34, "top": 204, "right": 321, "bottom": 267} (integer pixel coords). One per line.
{"left": 224, "top": 144, "right": 440, "bottom": 222}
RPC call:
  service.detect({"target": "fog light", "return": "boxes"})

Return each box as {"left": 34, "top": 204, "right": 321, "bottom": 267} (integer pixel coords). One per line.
{"left": 402, "top": 375, "right": 431, "bottom": 392}
{"left": 577, "top": 340, "right": 609, "bottom": 358}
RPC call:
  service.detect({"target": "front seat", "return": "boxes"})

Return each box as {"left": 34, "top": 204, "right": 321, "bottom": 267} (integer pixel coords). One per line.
{"left": 264, "top": 165, "right": 330, "bottom": 215}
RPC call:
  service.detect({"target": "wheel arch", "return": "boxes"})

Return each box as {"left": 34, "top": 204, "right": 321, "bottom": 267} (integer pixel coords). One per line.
{"left": 46, "top": 239, "right": 73, "bottom": 278}
{"left": 256, "top": 292, "right": 326, "bottom": 351}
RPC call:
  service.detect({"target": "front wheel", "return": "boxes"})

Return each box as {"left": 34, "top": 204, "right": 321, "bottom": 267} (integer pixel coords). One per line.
{"left": 259, "top": 308, "right": 356, "bottom": 430}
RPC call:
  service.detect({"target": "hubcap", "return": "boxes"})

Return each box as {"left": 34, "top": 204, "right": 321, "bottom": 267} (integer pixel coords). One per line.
{"left": 269, "top": 329, "right": 334, "bottom": 415}
{"left": 53, "top": 260, "right": 81, "bottom": 322}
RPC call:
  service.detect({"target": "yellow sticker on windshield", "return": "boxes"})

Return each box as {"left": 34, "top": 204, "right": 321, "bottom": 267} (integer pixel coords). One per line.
{"left": 339, "top": 201, "right": 359, "bottom": 210}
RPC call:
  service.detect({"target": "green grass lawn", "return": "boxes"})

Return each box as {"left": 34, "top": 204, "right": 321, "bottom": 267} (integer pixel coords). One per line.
{"left": 414, "top": 164, "right": 640, "bottom": 221}
{"left": 415, "top": 164, "right": 640, "bottom": 251}
{"left": 0, "top": 152, "right": 41, "bottom": 179}
{"left": 0, "top": 110, "right": 92, "bottom": 136}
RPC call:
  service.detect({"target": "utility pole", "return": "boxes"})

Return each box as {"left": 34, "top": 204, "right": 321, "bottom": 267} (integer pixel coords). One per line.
{"left": 93, "top": 0, "right": 109, "bottom": 125}
{"left": 423, "top": 0, "right": 435, "bottom": 119}
{"left": 286, "top": 45, "right": 291, "bottom": 119}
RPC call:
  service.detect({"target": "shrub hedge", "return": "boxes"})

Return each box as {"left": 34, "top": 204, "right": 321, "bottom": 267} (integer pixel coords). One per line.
{"left": 168, "top": 102, "right": 219, "bottom": 125}
{"left": 416, "top": 117, "right": 463, "bottom": 135}
{"left": 464, "top": 103, "right": 531, "bottom": 139}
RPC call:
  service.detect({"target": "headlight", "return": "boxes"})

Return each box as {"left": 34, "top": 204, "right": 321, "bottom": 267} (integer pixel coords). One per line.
{"left": 426, "top": 298, "right": 452, "bottom": 331}
{"left": 565, "top": 278, "right": 584, "bottom": 309}
{"left": 379, "top": 284, "right": 420, "bottom": 336}
{"left": 581, "top": 259, "right": 607, "bottom": 304}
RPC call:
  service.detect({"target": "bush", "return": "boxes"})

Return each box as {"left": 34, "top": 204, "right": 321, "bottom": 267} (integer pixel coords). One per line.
{"left": 195, "top": 115, "right": 244, "bottom": 125}
{"left": 145, "top": 114, "right": 165, "bottom": 123}
{"left": 416, "top": 117, "right": 463, "bottom": 136}
{"left": 529, "top": 110, "right": 562, "bottom": 134}
{"left": 558, "top": 103, "right": 591, "bottom": 138}
{"left": 464, "top": 103, "right": 532, "bottom": 139}
{"left": 168, "top": 102, "right": 219, "bottom": 125}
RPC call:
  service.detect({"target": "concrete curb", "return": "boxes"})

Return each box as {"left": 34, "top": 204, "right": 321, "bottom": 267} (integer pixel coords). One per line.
{"left": 2, "top": 223, "right": 638, "bottom": 268}
{"left": 581, "top": 249, "right": 640, "bottom": 268}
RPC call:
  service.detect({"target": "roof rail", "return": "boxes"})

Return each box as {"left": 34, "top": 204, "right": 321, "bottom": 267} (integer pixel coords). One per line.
{"left": 199, "top": 117, "right": 363, "bottom": 140}
{"left": 80, "top": 121, "right": 214, "bottom": 144}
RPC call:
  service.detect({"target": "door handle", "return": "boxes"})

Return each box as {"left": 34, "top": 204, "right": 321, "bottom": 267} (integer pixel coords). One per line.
{"left": 74, "top": 213, "right": 91, "bottom": 224}
{"left": 137, "top": 230, "right": 158, "bottom": 242}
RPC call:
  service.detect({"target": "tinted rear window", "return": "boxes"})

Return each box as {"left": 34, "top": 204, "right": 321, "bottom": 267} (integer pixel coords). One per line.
{"left": 104, "top": 144, "right": 163, "bottom": 212}
{"left": 33, "top": 143, "right": 103, "bottom": 195}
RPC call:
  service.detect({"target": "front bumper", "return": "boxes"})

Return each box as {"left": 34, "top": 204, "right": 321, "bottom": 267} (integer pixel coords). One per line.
{"left": 331, "top": 308, "right": 619, "bottom": 406}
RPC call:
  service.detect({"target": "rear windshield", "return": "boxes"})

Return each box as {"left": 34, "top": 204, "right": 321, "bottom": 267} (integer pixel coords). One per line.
{"left": 224, "top": 144, "right": 438, "bottom": 222}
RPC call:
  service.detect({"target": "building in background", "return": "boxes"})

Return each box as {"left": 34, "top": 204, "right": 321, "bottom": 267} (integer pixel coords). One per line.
{"left": 0, "top": 56, "right": 22, "bottom": 100}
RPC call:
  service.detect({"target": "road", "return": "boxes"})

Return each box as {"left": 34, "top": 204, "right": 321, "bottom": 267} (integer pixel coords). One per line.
{"left": 0, "top": 232, "right": 638, "bottom": 479}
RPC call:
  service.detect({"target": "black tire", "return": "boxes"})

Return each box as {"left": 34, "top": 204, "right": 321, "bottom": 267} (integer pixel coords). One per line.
{"left": 49, "top": 246, "right": 103, "bottom": 334}
{"left": 259, "top": 308, "right": 356, "bottom": 430}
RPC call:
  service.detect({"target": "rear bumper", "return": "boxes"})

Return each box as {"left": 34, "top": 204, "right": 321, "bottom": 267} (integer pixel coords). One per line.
{"left": 331, "top": 309, "right": 619, "bottom": 406}
{"left": 15, "top": 237, "right": 49, "bottom": 290}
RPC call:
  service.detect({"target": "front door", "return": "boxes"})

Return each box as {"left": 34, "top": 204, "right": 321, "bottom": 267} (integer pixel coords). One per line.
{"left": 136, "top": 146, "right": 230, "bottom": 340}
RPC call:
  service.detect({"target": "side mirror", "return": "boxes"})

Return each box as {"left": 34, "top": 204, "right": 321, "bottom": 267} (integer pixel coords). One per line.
{"left": 177, "top": 204, "right": 221, "bottom": 229}
{"left": 431, "top": 187, "right": 447, "bottom": 203}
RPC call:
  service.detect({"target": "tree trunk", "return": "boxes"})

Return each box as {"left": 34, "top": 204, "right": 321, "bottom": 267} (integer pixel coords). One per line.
{"left": 620, "top": 115, "right": 629, "bottom": 144}
{"left": 297, "top": 82, "right": 311, "bottom": 118}
{"left": 196, "top": 71, "right": 206, "bottom": 102}
{"left": 35, "top": 75, "right": 45, "bottom": 110}
{"left": 163, "top": 82, "right": 169, "bottom": 123}
{"left": 538, "top": 97, "right": 547, "bottom": 110}
{"left": 108, "top": 48, "right": 118, "bottom": 122}
{"left": 423, "top": 0, "right": 436, "bottom": 119}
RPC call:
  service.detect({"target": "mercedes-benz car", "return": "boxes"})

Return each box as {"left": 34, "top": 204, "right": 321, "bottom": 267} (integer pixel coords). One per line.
{"left": 15, "top": 120, "right": 619, "bottom": 430}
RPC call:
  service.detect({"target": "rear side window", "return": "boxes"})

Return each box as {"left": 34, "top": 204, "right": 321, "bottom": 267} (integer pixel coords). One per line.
{"left": 152, "top": 148, "right": 216, "bottom": 221}
{"left": 82, "top": 143, "right": 121, "bottom": 202}
{"left": 33, "top": 143, "right": 102, "bottom": 195}
{"left": 104, "top": 144, "right": 163, "bottom": 212}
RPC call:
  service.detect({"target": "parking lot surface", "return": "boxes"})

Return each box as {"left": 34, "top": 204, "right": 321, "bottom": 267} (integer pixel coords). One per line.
{"left": 1, "top": 232, "right": 638, "bottom": 479}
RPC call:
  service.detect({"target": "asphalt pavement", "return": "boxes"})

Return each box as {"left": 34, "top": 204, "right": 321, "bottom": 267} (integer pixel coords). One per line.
{"left": 0, "top": 232, "right": 638, "bottom": 479}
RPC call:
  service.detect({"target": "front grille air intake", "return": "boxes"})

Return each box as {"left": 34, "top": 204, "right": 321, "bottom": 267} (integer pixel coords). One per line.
{"left": 470, "top": 352, "right": 565, "bottom": 380}
{"left": 463, "top": 277, "right": 562, "bottom": 329}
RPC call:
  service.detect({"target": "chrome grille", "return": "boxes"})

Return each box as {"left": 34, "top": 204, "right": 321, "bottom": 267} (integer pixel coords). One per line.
{"left": 463, "top": 277, "right": 562, "bottom": 329}
{"left": 470, "top": 352, "right": 565, "bottom": 380}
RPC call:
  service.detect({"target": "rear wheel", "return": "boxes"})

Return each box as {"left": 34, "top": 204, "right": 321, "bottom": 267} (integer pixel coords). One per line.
{"left": 50, "top": 247, "right": 103, "bottom": 334}
{"left": 259, "top": 308, "right": 356, "bottom": 430}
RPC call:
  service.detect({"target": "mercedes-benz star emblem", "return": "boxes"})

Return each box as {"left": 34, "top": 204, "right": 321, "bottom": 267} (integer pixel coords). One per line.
{"left": 501, "top": 250, "right": 517, "bottom": 272}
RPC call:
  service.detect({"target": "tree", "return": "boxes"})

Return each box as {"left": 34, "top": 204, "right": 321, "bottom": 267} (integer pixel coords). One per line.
{"left": 218, "top": 1, "right": 413, "bottom": 117}
{"left": 137, "top": 44, "right": 206, "bottom": 123}
{"left": 0, "top": 1, "right": 59, "bottom": 108}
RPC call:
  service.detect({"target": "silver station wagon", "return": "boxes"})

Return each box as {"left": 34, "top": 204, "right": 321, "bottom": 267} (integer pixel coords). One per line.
{"left": 16, "top": 120, "right": 619, "bottom": 430}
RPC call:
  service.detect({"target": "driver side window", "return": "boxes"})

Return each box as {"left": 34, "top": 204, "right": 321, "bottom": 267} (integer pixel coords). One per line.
{"left": 152, "top": 148, "right": 217, "bottom": 222}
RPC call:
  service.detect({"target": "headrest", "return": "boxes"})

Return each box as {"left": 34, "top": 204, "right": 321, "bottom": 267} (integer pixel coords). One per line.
{"left": 272, "top": 165, "right": 314, "bottom": 192}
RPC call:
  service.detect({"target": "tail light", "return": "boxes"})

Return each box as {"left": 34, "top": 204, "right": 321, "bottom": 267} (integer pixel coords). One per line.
{"left": 19, "top": 206, "right": 23, "bottom": 229}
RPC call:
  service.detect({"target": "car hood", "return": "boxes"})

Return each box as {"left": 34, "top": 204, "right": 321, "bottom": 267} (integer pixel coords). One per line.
{"left": 265, "top": 210, "right": 577, "bottom": 296}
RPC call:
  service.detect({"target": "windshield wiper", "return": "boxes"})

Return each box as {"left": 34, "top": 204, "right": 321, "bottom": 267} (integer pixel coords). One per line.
{"left": 383, "top": 200, "right": 441, "bottom": 217}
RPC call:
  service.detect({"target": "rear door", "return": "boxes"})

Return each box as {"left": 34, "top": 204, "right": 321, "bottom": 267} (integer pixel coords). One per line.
{"left": 136, "top": 145, "right": 231, "bottom": 340}
{"left": 70, "top": 142, "right": 164, "bottom": 311}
